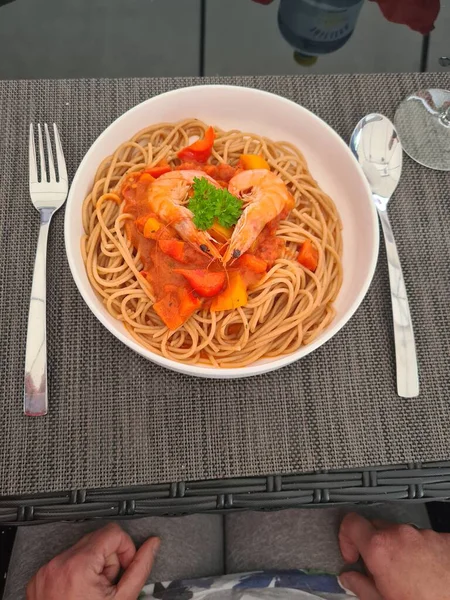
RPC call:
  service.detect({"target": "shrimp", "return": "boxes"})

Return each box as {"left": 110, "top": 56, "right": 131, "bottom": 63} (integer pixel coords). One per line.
{"left": 146, "top": 170, "right": 222, "bottom": 260}
{"left": 223, "top": 169, "right": 295, "bottom": 264}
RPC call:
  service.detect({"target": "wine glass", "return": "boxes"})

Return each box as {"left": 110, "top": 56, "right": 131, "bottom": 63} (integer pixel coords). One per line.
{"left": 394, "top": 89, "right": 450, "bottom": 171}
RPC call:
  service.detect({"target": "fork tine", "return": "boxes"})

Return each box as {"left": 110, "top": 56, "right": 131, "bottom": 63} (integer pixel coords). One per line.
{"left": 53, "top": 124, "right": 67, "bottom": 183}
{"left": 29, "top": 124, "right": 38, "bottom": 184}
{"left": 37, "top": 123, "right": 47, "bottom": 183}
{"left": 44, "top": 123, "right": 56, "bottom": 182}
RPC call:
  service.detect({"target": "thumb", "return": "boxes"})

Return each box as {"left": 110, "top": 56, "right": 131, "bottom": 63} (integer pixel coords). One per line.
{"left": 116, "top": 537, "right": 160, "bottom": 599}
{"left": 339, "top": 572, "right": 383, "bottom": 600}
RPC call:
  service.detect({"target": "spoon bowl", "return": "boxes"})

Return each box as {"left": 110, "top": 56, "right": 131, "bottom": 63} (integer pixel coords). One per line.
{"left": 350, "top": 114, "right": 402, "bottom": 211}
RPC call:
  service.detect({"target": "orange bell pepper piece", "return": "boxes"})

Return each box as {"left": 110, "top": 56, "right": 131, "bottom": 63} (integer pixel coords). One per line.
{"left": 135, "top": 215, "right": 162, "bottom": 239}
{"left": 210, "top": 272, "right": 248, "bottom": 312}
{"left": 239, "top": 154, "right": 270, "bottom": 170}
{"left": 143, "top": 217, "right": 162, "bottom": 239}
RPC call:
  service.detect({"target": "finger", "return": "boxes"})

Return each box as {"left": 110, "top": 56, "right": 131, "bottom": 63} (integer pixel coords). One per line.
{"left": 116, "top": 537, "right": 160, "bottom": 600}
{"left": 339, "top": 572, "right": 383, "bottom": 600}
{"left": 339, "top": 513, "right": 377, "bottom": 564}
{"left": 26, "top": 576, "right": 37, "bottom": 599}
{"left": 103, "top": 552, "right": 122, "bottom": 583}
{"left": 88, "top": 523, "right": 136, "bottom": 571}
{"left": 371, "top": 519, "right": 395, "bottom": 530}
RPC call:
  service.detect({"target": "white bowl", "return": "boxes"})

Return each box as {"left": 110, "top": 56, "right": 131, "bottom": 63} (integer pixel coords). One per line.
{"left": 65, "top": 85, "right": 379, "bottom": 378}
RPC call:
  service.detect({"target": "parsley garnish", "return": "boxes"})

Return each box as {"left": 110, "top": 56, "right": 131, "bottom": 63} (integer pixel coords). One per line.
{"left": 188, "top": 177, "right": 243, "bottom": 230}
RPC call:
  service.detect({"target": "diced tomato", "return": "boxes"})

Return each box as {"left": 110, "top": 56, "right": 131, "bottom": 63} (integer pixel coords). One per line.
{"left": 216, "top": 163, "right": 237, "bottom": 182}
{"left": 174, "top": 269, "right": 226, "bottom": 297}
{"left": 255, "top": 236, "right": 285, "bottom": 267}
{"left": 174, "top": 161, "right": 235, "bottom": 185}
{"left": 177, "top": 126, "right": 215, "bottom": 163}
{"left": 158, "top": 239, "right": 186, "bottom": 263}
{"left": 216, "top": 180, "right": 229, "bottom": 188}
{"left": 202, "top": 164, "right": 219, "bottom": 179}
{"left": 144, "top": 159, "right": 171, "bottom": 179}
{"left": 175, "top": 161, "right": 202, "bottom": 171}
{"left": 236, "top": 253, "right": 267, "bottom": 274}
{"left": 297, "top": 239, "right": 319, "bottom": 272}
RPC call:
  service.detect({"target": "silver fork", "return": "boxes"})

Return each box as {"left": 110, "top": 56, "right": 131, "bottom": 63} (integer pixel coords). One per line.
{"left": 25, "top": 124, "right": 68, "bottom": 416}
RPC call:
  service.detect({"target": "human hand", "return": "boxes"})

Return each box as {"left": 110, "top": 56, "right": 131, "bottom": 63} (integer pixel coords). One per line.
{"left": 27, "top": 523, "right": 160, "bottom": 600}
{"left": 339, "top": 512, "right": 450, "bottom": 600}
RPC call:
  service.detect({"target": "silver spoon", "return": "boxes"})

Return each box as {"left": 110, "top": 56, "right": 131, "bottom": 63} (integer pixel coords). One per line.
{"left": 350, "top": 113, "right": 419, "bottom": 398}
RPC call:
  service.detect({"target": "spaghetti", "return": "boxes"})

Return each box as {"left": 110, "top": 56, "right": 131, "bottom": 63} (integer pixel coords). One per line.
{"left": 81, "top": 119, "right": 343, "bottom": 368}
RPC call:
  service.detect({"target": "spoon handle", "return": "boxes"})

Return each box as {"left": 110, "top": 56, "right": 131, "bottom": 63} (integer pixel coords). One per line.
{"left": 378, "top": 209, "right": 419, "bottom": 398}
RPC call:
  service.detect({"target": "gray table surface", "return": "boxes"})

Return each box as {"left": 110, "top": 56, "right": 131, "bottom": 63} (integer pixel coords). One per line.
{"left": 0, "top": 73, "right": 449, "bottom": 497}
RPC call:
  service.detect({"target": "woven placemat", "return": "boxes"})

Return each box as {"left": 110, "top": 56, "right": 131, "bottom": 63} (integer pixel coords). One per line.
{"left": 1, "top": 74, "right": 449, "bottom": 496}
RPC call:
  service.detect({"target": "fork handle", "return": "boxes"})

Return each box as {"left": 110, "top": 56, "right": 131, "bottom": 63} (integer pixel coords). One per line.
{"left": 24, "top": 209, "right": 53, "bottom": 416}
{"left": 378, "top": 208, "right": 419, "bottom": 398}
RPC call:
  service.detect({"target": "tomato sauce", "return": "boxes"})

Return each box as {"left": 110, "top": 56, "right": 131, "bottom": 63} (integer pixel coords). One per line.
{"left": 120, "top": 168, "right": 286, "bottom": 329}
{"left": 251, "top": 206, "right": 289, "bottom": 268}
{"left": 176, "top": 161, "right": 241, "bottom": 187}
{"left": 122, "top": 173, "right": 227, "bottom": 328}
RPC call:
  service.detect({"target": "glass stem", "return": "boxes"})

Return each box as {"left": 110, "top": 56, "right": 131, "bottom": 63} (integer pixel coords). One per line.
{"left": 439, "top": 106, "right": 450, "bottom": 127}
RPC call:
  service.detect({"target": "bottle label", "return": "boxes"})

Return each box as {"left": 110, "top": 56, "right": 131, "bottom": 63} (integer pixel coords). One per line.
{"left": 279, "top": 0, "right": 364, "bottom": 43}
